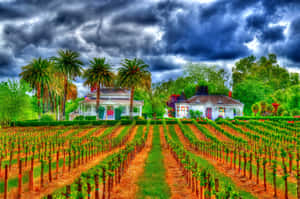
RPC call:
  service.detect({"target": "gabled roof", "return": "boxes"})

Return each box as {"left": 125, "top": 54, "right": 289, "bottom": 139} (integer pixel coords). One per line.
{"left": 180, "top": 95, "right": 243, "bottom": 105}
{"left": 86, "top": 88, "right": 130, "bottom": 98}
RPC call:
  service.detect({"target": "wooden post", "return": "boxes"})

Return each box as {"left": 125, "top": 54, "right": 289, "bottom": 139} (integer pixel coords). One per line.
{"left": 4, "top": 165, "right": 8, "bottom": 199}
{"left": 41, "top": 160, "right": 44, "bottom": 188}
{"left": 17, "top": 159, "right": 22, "bottom": 199}
{"left": 56, "top": 151, "right": 59, "bottom": 179}
{"left": 29, "top": 156, "right": 34, "bottom": 191}
{"left": 48, "top": 155, "right": 52, "bottom": 182}
{"left": 102, "top": 167, "right": 106, "bottom": 199}
{"left": 66, "top": 185, "right": 71, "bottom": 199}
{"left": 78, "top": 178, "right": 83, "bottom": 199}
{"left": 63, "top": 150, "right": 66, "bottom": 174}
{"left": 95, "top": 174, "right": 100, "bottom": 199}
{"left": 87, "top": 181, "right": 91, "bottom": 199}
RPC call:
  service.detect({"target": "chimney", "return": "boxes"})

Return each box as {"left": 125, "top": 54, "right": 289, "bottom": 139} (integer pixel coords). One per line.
{"left": 228, "top": 91, "right": 232, "bottom": 98}
{"left": 196, "top": 86, "right": 209, "bottom": 96}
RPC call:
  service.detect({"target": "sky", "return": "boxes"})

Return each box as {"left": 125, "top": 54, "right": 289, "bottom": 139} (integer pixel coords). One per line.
{"left": 0, "top": 0, "right": 300, "bottom": 96}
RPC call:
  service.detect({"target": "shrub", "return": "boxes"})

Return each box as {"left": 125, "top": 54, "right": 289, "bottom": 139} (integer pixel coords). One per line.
{"left": 74, "top": 115, "right": 84, "bottom": 120}
{"left": 40, "top": 114, "right": 55, "bottom": 122}
{"left": 85, "top": 116, "right": 96, "bottom": 120}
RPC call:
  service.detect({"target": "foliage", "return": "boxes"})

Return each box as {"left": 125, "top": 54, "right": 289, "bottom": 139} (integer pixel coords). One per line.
{"left": 0, "top": 80, "right": 37, "bottom": 126}
{"left": 40, "top": 114, "right": 55, "bottom": 122}
{"left": 83, "top": 57, "right": 114, "bottom": 118}
{"left": 51, "top": 49, "right": 84, "bottom": 119}
{"left": 66, "top": 98, "right": 83, "bottom": 120}
{"left": 118, "top": 58, "right": 151, "bottom": 118}
{"left": 233, "top": 79, "right": 273, "bottom": 115}
{"left": 232, "top": 54, "right": 300, "bottom": 116}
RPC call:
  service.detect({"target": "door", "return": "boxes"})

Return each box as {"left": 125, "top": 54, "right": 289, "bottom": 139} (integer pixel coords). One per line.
{"left": 106, "top": 106, "right": 114, "bottom": 120}
{"left": 206, "top": 108, "right": 212, "bottom": 119}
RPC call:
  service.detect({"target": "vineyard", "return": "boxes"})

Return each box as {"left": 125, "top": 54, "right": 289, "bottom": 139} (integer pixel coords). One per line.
{"left": 0, "top": 118, "right": 299, "bottom": 199}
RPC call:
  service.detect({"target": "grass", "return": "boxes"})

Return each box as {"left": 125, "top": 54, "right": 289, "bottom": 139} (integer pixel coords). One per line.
{"left": 136, "top": 125, "right": 170, "bottom": 199}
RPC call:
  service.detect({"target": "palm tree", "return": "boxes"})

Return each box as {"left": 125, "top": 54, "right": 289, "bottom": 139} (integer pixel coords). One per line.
{"left": 251, "top": 103, "right": 260, "bottom": 116}
{"left": 83, "top": 58, "right": 114, "bottom": 119}
{"left": 19, "top": 57, "right": 51, "bottom": 118}
{"left": 118, "top": 58, "right": 151, "bottom": 119}
{"left": 51, "top": 49, "right": 83, "bottom": 120}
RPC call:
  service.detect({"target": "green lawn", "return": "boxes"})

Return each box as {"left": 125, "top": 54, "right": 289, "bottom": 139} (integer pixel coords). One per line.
{"left": 136, "top": 125, "right": 170, "bottom": 199}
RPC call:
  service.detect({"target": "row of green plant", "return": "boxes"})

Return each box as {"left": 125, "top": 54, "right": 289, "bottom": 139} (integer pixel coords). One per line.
{"left": 48, "top": 123, "right": 150, "bottom": 198}
{"left": 234, "top": 116, "right": 300, "bottom": 121}
{"left": 163, "top": 120, "right": 255, "bottom": 198}
{"left": 0, "top": 123, "right": 133, "bottom": 195}
{"left": 179, "top": 120, "right": 299, "bottom": 198}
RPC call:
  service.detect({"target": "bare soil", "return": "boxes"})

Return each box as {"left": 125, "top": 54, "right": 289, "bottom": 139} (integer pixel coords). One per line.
{"left": 202, "top": 124, "right": 232, "bottom": 142}
{"left": 187, "top": 124, "right": 210, "bottom": 141}
{"left": 160, "top": 126, "right": 197, "bottom": 199}
{"left": 6, "top": 125, "right": 138, "bottom": 199}
{"left": 109, "top": 126, "right": 153, "bottom": 199}
{"left": 174, "top": 125, "right": 297, "bottom": 199}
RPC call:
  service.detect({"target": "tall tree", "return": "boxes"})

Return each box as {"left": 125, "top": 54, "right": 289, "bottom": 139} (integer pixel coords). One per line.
{"left": 83, "top": 58, "right": 114, "bottom": 119}
{"left": 51, "top": 49, "right": 83, "bottom": 120}
{"left": 118, "top": 58, "right": 151, "bottom": 119}
{"left": 19, "top": 57, "right": 51, "bottom": 118}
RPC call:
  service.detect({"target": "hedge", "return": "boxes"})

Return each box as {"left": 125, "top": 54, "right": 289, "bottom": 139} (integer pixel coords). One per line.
{"left": 234, "top": 116, "right": 300, "bottom": 121}
{"left": 14, "top": 120, "right": 122, "bottom": 127}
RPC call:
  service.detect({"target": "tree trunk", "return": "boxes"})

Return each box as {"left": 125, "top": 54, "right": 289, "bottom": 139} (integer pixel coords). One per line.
{"left": 96, "top": 84, "right": 100, "bottom": 120}
{"left": 129, "top": 87, "right": 135, "bottom": 119}
{"left": 37, "top": 84, "right": 41, "bottom": 119}
{"left": 63, "top": 76, "right": 68, "bottom": 120}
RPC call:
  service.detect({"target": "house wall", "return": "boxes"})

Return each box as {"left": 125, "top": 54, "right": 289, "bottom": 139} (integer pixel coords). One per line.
{"left": 175, "top": 103, "right": 243, "bottom": 120}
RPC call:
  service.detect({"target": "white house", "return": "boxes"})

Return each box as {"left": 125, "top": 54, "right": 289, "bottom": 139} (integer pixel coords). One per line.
{"left": 70, "top": 88, "right": 143, "bottom": 120}
{"left": 175, "top": 87, "right": 243, "bottom": 120}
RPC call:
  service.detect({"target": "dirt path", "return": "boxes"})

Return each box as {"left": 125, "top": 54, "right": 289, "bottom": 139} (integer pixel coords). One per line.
{"left": 203, "top": 124, "right": 232, "bottom": 142}
{"left": 91, "top": 127, "right": 106, "bottom": 137}
{"left": 111, "top": 126, "right": 125, "bottom": 138}
{"left": 174, "top": 125, "right": 296, "bottom": 199}
{"left": 110, "top": 126, "right": 153, "bottom": 199}
{"left": 8, "top": 125, "right": 138, "bottom": 199}
{"left": 187, "top": 124, "right": 210, "bottom": 141}
{"left": 220, "top": 124, "right": 250, "bottom": 142}
{"left": 160, "top": 126, "right": 197, "bottom": 199}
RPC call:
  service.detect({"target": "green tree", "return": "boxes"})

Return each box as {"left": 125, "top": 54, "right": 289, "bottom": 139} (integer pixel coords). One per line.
{"left": 0, "top": 80, "right": 36, "bottom": 126}
{"left": 83, "top": 58, "right": 114, "bottom": 119}
{"left": 251, "top": 103, "right": 260, "bottom": 116}
{"left": 51, "top": 49, "right": 83, "bottom": 120}
{"left": 233, "top": 80, "right": 273, "bottom": 115}
{"left": 19, "top": 57, "right": 51, "bottom": 118}
{"left": 118, "top": 58, "right": 151, "bottom": 119}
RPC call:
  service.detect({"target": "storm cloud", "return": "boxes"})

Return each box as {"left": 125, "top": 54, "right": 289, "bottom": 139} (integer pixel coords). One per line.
{"left": 0, "top": 0, "right": 300, "bottom": 88}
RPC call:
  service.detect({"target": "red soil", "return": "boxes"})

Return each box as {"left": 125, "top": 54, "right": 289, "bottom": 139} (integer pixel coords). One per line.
{"left": 174, "top": 125, "right": 297, "bottom": 199}
{"left": 202, "top": 124, "right": 232, "bottom": 142}
{"left": 160, "top": 126, "right": 198, "bottom": 199}
{"left": 109, "top": 126, "right": 153, "bottom": 199}
{"left": 6, "top": 125, "right": 138, "bottom": 199}
{"left": 187, "top": 124, "right": 210, "bottom": 141}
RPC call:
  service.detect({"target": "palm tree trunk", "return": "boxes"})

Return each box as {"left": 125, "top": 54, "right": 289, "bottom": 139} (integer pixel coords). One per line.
{"left": 130, "top": 87, "right": 135, "bottom": 119}
{"left": 63, "top": 77, "right": 68, "bottom": 120}
{"left": 48, "top": 90, "right": 54, "bottom": 113}
{"left": 37, "top": 84, "right": 41, "bottom": 119}
{"left": 96, "top": 84, "right": 100, "bottom": 120}
{"left": 54, "top": 95, "right": 57, "bottom": 121}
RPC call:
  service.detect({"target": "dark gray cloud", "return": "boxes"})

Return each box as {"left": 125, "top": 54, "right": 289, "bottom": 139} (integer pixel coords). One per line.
{"left": 0, "top": 0, "right": 300, "bottom": 84}
{"left": 0, "top": 51, "right": 18, "bottom": 77}
{"left": 143, "top": 56, "right": 181, "bottom": 72}
{"left": 0, "top": 4, "right": 28, "bottom": 19}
